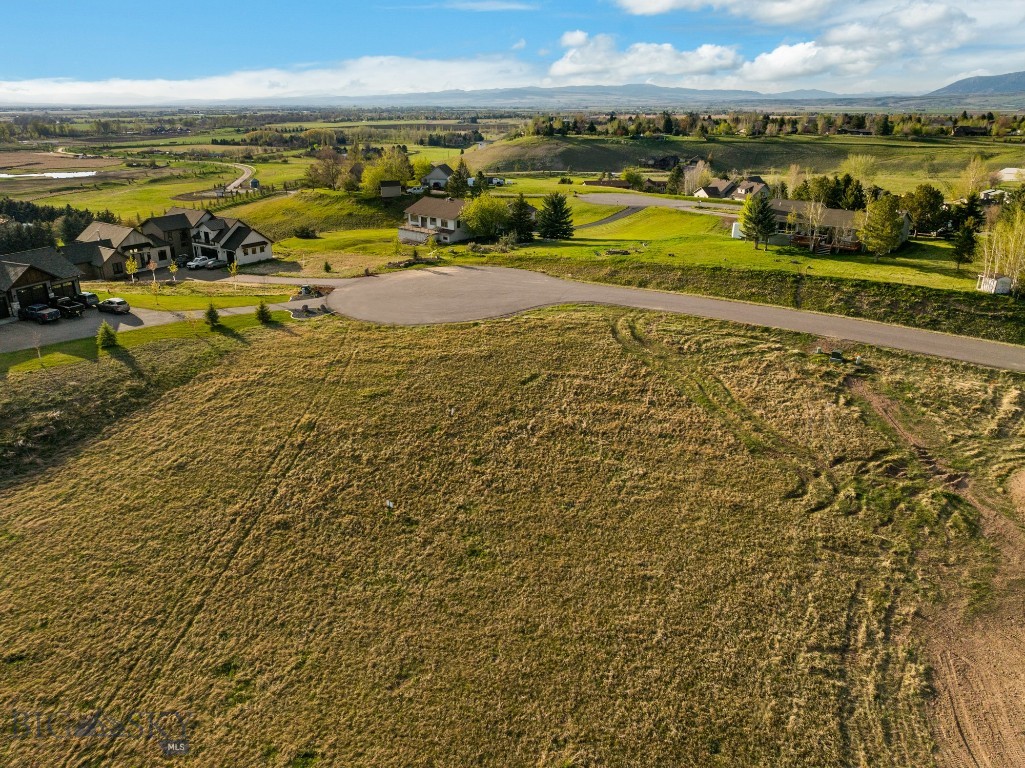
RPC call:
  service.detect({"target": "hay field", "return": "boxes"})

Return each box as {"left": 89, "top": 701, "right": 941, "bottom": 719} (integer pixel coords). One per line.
{"left": 0, "top": 309, "right": 1021, "bottom": 767}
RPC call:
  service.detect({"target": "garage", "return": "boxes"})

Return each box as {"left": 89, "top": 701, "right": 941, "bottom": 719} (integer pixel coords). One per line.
{"left": 0, "top": 295, "right": 11, "bottom": 320}
{"left": 15, "top": 283, "right": 49, "bottom": 307}
{"left": 51, "top": 280, "right": 79, "bottom": 299}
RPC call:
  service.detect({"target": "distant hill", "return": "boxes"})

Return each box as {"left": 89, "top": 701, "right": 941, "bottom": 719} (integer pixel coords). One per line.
{"left": 928, "top": 70, "right": 1025, "bottom": 96}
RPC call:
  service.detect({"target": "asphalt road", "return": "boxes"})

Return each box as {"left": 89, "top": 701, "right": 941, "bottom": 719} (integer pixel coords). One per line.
{"left": 323, "top": 266, "right": 1025, "bottom": 373}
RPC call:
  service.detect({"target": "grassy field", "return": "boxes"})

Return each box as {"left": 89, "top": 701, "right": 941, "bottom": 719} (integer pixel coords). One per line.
{"left": 228, "top": 190, "right": 408, "bottom": 240}
{"left": 83, "top": 279, "right": 295, "bottom": 311}
{"left": 0, "top": 308, "right": 1019, "bottom": 766}
{"left": 469, "top": 135, "right": 1025, "bottom": 194}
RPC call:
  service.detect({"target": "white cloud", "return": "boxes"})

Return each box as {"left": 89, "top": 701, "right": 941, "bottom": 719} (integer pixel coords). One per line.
{"left": 615, "top": 0, "right": 842, "bottom": 25}
{"left": 549, "top": 32, "right": 741, "bottom": 84}
{"left": 512, "top": 38, "right": 527, "bottom": 50}
{"left": 0, "top": 56, "right": 538, "bottom": 105}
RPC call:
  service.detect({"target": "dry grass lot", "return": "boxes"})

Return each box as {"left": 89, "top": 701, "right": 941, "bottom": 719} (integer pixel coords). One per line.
{"left": 0, "top": 309, "right": 1022, "bottom": 767}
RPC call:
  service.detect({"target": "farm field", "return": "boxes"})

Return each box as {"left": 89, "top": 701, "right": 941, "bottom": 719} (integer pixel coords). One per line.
{"left": 1, "top": 308, "right": 1021, "bottom": 767}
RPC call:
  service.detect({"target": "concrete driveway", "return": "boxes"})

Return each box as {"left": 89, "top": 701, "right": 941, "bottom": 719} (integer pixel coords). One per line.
{"left": 0, "top": 298, "right": 323, "bottom": 354}
{"left": 324, "top": 266, "right": 1025, "bottom": 373}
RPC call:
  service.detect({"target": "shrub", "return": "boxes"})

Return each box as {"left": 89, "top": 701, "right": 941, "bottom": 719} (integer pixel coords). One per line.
{"left": 255, "top": 300, "right": 272, "bottom": 324}
{"left": 323, "top": 260, "right": 332, "bottom": 273}
{"left": 204, "top": 303, "right": 220, "bottom": 327}
{"left": 96, "top": 321, "right": 118, "bottom": 349}
{"left": 292, "top": 224, "right": 318, "bottom": 239}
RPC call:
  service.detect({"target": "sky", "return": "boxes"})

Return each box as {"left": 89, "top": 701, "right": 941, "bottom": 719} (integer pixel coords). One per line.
{"left": 1, "top": 0, "right": 1025, "bottom": 104}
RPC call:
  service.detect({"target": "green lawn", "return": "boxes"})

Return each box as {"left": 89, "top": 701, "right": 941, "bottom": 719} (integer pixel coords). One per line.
{"left": 0, "top": 310, "right": 292, "bottom": 375}
{"left": 86, "top": 280, "right": 294, "bottom": 311}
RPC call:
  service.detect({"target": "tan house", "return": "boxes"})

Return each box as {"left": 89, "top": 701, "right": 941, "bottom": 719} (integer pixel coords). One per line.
{"left": 422, "top": 164, "right": 454, "bottom": 190}
{"left": 399, "top": 197, "right": 471, "bottom": 245}
{"left": 141, "top": 207, "right": 213, "bottom": 258}
{"left": 694, "top": 178, "right": 737, "bottom": 199}
{"left": 72, "top": 222, "right": 172, "bottom": 278}
{"left": 730, "top": 179, "right": 769, "bottom": 201}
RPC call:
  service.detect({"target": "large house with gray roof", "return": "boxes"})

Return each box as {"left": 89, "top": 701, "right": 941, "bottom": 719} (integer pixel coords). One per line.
{"left": 72, "top": 221, "right": 172, "bottom": 279}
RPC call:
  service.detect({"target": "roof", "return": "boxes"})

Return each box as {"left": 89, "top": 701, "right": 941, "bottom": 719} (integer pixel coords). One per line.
{"left": 0, "top": 246, "right": 82, "bottom": 291}
{"left": 165, "top": 207, "right": 210, "bottom": 227}
{"left": 768, "top": 199, "right": 860, "bottom": 230}
{"left": 698, "top": 179, "right": 736, "bottom": 197}
{"left": 404, "top": 196, "right": 466, "bottom": 219}
{"left": 426, "top": 164, "right": 454, "bottom": 177}
{"left": 733, "top": 180, "right": 768, "bottom": 196}
{"left": 61, "top": 240, "right": 109, "bottom": 266}
{"left": 380, "top": 180, "right": 402, "bottom": 188}
{"left": 77, "top": 221, "right": 139, "bottom": 249}
{"left": 143, "top": 213, "right": 195, "bottom": 232}
{"left": 221, "top": 225, "right": 261, "bottom": 252}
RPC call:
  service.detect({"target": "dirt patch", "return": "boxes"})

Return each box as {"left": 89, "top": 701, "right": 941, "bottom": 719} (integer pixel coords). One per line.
{"left": 0, "top": 150, "right": 117, "bottom": 171}
{"left": 847, "top": 377, "right": 1025, "bottom": 768}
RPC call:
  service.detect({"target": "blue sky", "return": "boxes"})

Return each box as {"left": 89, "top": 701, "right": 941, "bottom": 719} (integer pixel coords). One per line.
{"left": 2, "top": 0, "right": 1025, "bottom": 104}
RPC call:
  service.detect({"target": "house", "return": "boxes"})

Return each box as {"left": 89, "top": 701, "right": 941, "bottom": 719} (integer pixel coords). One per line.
{"left": 0, "top": 246, "right": 82, "bottom": 322}
{"left": 380, "top": 180, "right": 403, "bottom": 199}
{"left": 730, "top": 179, "right": 769, "bottom": 201}
{"left": 694, "top": 179, "right": 737, "bottom": 199}
{"left": 190, "top": 216, "right": 273, "bottom": 266}
{"left": 74, "top": 222, "right": 172, "bottom": 277}
{"left": 399, "top": 197, "right": 471, "bottom": 245}
{"left": 422, "top": 164, "right": 454, "bottom": 190}
{"left": 731, "top": 199, "right": 910, "bottom": 253}
{"left": 141, "top": 207, "right": 212, "bottom": 258}
{"left": 644, "top": 178, "right": 669, "bottom": 193}
{"left": 977, "top": 274, "right": 1013, "bottom": 295}
{"left": 980, "top": 189, "right": 1006, "bottom": 203}
{"left": 952, "top": 125, "right": 990, "bottom": 137}
{"left": 640, "top": 155, "right": 683, "bottom": 170}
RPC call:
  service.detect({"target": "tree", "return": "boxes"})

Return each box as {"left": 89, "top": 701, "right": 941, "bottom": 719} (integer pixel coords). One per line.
{"left": 361, "top": 146, "right": 414, "bottom": 195}
{"left": 508, "top": 194, "right": 536, "bottom": 243}
{"left": 951, "top": 193, "right": 984, "bottom": 233}
{"left": 411, "top": 157, "right": 434, "bottom": 184}
{"left": 124, "top": 254, "right": 139, "bottom": 283}
{"left": 471, "top": 170, "right": 490, "bottom": 197}
{"left": 255, "top": 300, "right": 272, "bottom": 324}
{"left": 956, "top": 156, "right": 988, "bottom": 198}
{"left": 739, "top": 194, "right": 777, "bottom": 250}
{"left": 96, "top": 321, "right": 118, "bottom": 349}
{"left": 840, "top": 179, "right": 867, "bottom": 211}
{"left": 304, "top": 148, "right": 344, "bottom": 190}
{"left": 204, "top": 302, "right": 220, "bottom": 327}
{"left": 621, "top": 168, "right": 645, "bottom": 191}
{"left": 59, "top": 209, "right": 94, "bottom": 244}
{"left": 951, "top": 222, "right": 976, "bottom": 272}
{"left": 839, "top": 153, "right": 877, "bottom": 186}
{"left": 901, "top": 184, "right": 945, "bottom": 235}
{"left": 461, "top": 193, "right": 511, "bottom": 239}
{"left": 666, "top": 164, "right": 685, "bottom": 195}
{"left": 858, "top": 195, "right": 904, "bottom": 261}
{"left": 537, "top": 193, "right": 574, "bottom": 240}
{"left": 447, "top": 159, "right": 471, "bottom": 198}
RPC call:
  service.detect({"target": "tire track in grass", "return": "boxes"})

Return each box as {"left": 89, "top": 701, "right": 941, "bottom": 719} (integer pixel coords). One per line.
{"left": 84, "top": 323, "right": 357, "bottom": 767}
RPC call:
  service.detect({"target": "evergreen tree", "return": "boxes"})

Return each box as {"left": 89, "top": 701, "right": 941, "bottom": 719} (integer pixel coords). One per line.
{"left": 205, "top": 302, "right": 221, "bottom": 327}
{"left": 447, "top": 159, "right": 471, "bottom": 198}
{"left": 537, "top": 193, "right": 574, "bottom": 240}
{"left": 666, "top": 164, "right": 685, "bottom": 195}
{"left": 841, "top": 179, "right": 867, "bottom": 211}
{"left": 739, "top": 194, "right": 777, "bottom": 250}
{"left": 471, "top": 170, "right": 489, "bottom": 198}
{"left": 858, "top": 195, "right": 904, "bottom": 262}
{"left": 255, "top": 300, "right": 272, "bottom": 323}
{"left": 96, "top": 321, "right": 118, "bottom": 349}
{"left": 951, "top": 222, "right": 977, "bottom": 272}
{"left": 508, "top": 194, "right": 536, "bottom": 243}
{"left": 901, "top": 184, "right": 945, "bottom": 234}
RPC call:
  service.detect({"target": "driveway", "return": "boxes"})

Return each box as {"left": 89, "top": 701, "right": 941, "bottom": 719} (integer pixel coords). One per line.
{"left": 0, "top": 298, "right": 323, "bottom": 354}
{"left": 324, "top": 266, "right": 1025, "bottom": 373}
{"left": 578, "top": 193, "right": 741, "bottom": 218}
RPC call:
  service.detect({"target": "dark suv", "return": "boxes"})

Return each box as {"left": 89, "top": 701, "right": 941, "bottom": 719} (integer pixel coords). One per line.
{"left": 73, "top": 291, "right": 100, "bottom": 308}
{"left": 49, "top": 296, "right": 86, "bottom": 318}
{"left": 18, "top": 303, "right": 61, "bottom": 323}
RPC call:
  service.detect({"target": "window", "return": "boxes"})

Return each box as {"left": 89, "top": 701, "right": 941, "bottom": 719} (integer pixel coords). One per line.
{"left": 113, "top": 262, "right": 124, "bottom": 275}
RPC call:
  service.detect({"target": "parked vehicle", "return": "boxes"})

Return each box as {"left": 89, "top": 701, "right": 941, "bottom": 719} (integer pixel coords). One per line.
{"left": 18, "top": 303, "right": 61, "bottom": 324}
{"left": 73, "top": 291, "right": 100, "bottom": 308}
{"left": 97, "top": 298, "right": 131, "bottom": 314}
{"left": 186, "top": 256, "right": 214, "bottom": 270}
{"left": 204, "top": 258, "right": 228, "bottom": 270}
{"left": 48, "top": 296, "right": 86, "bottom": 318}
{"left": 407, "top": 186, "right": 426, "bottom": 195}
{"left": 175, "top": 255, "right": 190, "bottom": 268}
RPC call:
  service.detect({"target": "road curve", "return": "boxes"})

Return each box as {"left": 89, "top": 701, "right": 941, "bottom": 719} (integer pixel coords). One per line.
{"left": 324, "top": 266, "right": 1025, "bottom": 373}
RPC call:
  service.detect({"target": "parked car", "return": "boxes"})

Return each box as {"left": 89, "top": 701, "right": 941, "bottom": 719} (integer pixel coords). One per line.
{"left": 175, "top": 255, "right": 190, "bottom": 268}
{"left": 204, "top": 258, "right": 228, "bottom": 270}
{"left": 97, "top": 298, "right": 131, "bottom": 314}
{"left": 73, "top": 291, "right": 100, "bottom": 308}
{"left": 186, "top": 256, "right": 214, "bottom": 270}
{"left": 48, "top": 296, "right": 86, "bottom": 318}
{"left": 407, "top": 186, "right": 426, "bottom": 195}
{"left": 18, "top": 303, "right": 61, "bottom": 324}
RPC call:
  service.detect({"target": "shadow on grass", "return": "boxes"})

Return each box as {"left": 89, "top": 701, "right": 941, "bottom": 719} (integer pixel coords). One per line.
{"left": 264, "top": 320, "right": 298, "bottom": 337}
{"left": 211, "top": 324, "right": 250, "bottom": 345}
{"left": 108, "top": 346, "right": 149, "bottom": 381}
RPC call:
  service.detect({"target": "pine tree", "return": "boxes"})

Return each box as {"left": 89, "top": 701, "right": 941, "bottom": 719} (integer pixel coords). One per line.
{"left": 951, "top": 222, "right": 977, "bottom": 272}
{"left": 447, "top": 159, "right": 471, "bottom": 198}
{"left": 205, "top": 302, "right": 221, "bottom": 327}
{"left": 508, "top": 194, "right": 536, "bottom": 242}
{"left": 739, "top": 194, "right": 777, "bottom": 250}
{"left": 255, "top": 300, "right": 272, "bottom": 324}
{"left": 667, "top": 164, "right": 685, "bottom": 195}
{"left": 537, "top": 193, "right": 574, "bottom": 240}
{"left": 96, "top": 321, "right": 118, "bottom": 349}
{"left": 858, "top": 195, "right": 904, "bottom": 262}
